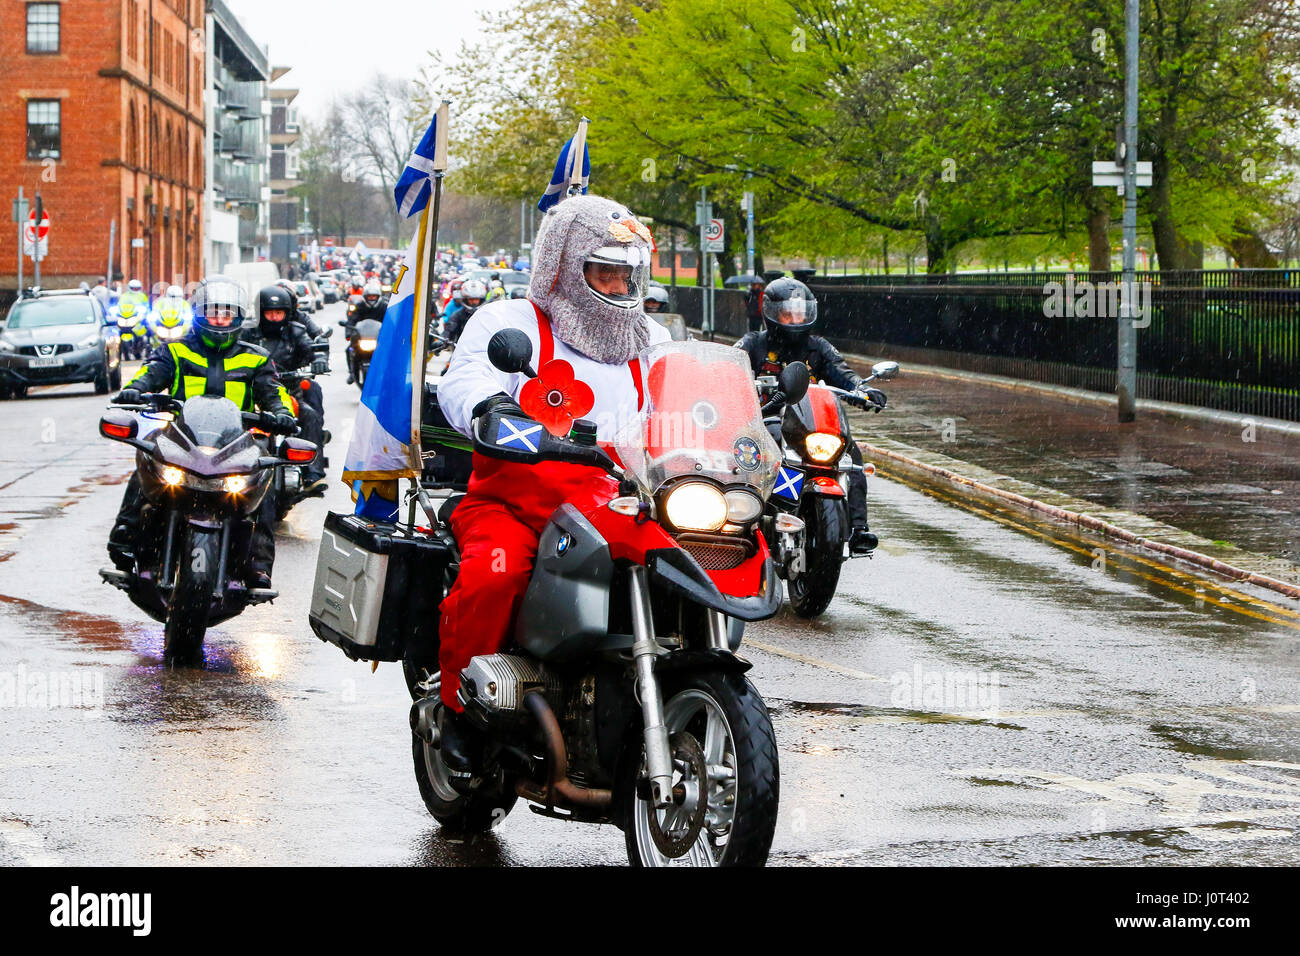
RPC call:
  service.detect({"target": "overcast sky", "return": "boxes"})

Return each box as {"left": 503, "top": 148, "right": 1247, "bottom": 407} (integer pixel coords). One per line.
{"left": 222, "top": 0, "right": 512, "bottom": 119}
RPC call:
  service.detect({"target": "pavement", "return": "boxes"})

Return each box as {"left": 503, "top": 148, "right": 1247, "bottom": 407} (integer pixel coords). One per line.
{"left": 838, "top": 353, "right": 1300, "bottom": 592}
{"left": 1, "top": 304, "right": 1298, "bottom": 867}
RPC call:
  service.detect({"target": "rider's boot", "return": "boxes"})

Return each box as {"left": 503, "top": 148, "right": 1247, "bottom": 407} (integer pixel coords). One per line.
{"left": 848, "top": 527, "right": 878, "bottom": 555}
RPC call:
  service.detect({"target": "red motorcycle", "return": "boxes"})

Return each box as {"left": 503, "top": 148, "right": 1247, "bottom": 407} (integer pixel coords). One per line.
{"left": 760, "top": 361, "right": 898, "bottom": 618}
{"left": 310, "top": 333, "right": 809, "bottom": 866}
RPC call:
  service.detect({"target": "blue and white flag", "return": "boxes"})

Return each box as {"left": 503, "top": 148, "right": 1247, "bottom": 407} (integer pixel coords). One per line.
{"left": 343, "top": 104, "right": 447, "bottom": 519}
{"left": 394, "top": 112, "right": 443, "bottom": 219}
{"left": 537, "top": 127, "right": 590, "bottom": 213}
{"left": 773, "top": 465, "right": 804, "bottom": 502}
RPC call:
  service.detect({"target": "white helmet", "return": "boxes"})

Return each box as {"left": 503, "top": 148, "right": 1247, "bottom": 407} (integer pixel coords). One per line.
{"left": 166, "top": 285, "right": 184, "bottom": 299}
{"left": 363, "top": 279, "right": 383, "bottom": 305}
{"left": 127, "top": 279, "right": 143, "bottom": 293}
{"left": 460, "top": 278, "right": 488, "bottom": 310}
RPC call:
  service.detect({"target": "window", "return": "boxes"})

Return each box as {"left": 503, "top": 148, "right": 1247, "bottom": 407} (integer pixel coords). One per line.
{"left": 26, "top": 100, "right": 61, "bottom": 160}
{"left": 127, "top": 3, "right": 138, "bottom": 61}
{"left": 26, "top": 3, "right": 59, "bottom": 54}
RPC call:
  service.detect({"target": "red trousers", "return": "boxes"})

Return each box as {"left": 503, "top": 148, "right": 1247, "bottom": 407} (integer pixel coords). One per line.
{"left": 438, "top": 454, "right": 616, "bottom": 710}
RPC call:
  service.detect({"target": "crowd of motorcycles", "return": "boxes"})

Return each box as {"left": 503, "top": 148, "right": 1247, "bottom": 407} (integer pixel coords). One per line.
{"left": 82, "top": 251, "right": 900, "bottom": 866}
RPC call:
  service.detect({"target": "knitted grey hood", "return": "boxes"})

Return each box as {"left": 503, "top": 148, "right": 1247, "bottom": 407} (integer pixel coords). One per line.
{"left": 528, "top": 194, "right": 652, "bottom": 364}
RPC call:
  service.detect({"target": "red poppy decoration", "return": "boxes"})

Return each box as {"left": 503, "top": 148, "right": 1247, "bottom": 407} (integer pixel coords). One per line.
{"left": 519, "top": 359, "right": 596, "bottom": 437}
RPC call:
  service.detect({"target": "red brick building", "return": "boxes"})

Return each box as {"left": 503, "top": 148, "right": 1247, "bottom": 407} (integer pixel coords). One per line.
{"left": 0, "top": 0, "right": 205, "bottom": 297}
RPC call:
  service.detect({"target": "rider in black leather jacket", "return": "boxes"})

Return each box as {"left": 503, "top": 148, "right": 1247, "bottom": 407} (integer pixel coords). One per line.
{"left": 734, "top": 278, "right": 885, "bottom": 555}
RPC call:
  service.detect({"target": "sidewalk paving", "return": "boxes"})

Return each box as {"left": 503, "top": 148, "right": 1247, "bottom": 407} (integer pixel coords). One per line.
{"left": 840, "top": 355, "right": 1300, "bottom": 573}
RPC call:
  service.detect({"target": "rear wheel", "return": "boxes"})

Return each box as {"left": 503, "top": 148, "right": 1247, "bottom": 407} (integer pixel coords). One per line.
{"left": 411, "top": 705, "right": 516, "bottom": 832}
{"left": 622, "top": 671, "right": 779, "bottom": 867}
{"left": 786, "top": 495, "right": 846, "bottom": 618}
{"left": 163, "top": 526, "right": 219, "bottom": 665}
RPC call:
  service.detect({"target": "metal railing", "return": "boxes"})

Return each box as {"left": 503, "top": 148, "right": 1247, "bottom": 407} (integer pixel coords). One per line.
{"left": 670, "top": 270, "right": 1300, "bottom": 422}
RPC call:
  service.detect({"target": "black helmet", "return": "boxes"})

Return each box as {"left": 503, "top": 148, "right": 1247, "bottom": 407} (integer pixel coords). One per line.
{"left": 191, "top": 276, "right": 249, "bottom": 351}
{"left": 762, "top": 277, "right": 818, "bottom": 346}
{"left": 257, "top": 285, "right": 293, "bottom": 337}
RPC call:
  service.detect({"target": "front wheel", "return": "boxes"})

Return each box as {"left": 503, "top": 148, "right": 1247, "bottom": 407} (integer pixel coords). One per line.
{"left": 622, "top": 671, "right": 779, "bottom": 867}
{"left": 163, "top": 525, "right": 220, "bottom": 665}
{"left": 786, "top": 495, "right": 846, "bottom": 619}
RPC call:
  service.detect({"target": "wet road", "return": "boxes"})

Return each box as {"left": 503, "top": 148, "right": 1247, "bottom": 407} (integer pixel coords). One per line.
{"left": 1, "top": 300, "right": 1298, "bottom": 866}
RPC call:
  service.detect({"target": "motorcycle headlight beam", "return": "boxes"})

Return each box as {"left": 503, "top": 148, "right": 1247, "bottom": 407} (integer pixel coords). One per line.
{"left": 160, "top": 466, "right": 185, "bottom": 487}
{"left": 223, "top": 475, "right": 248, "bottom": 494}
{"left": 804, "top": 432, "right": 845, "bottom": 463}
{"left": 358, "top": 339, "right": 377, "bottom": 352}
{"left": 663, "top": 482, "right": 728, "bottom": 533}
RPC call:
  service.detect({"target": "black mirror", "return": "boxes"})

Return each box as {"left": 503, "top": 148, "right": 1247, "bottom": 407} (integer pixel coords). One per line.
{"left": 337, "top": 319, "right": 347, "bottom": 327}
{"left": 871, "top": 360, "right": 900, "bottom": 380}
{"left": 487, "top": 328, "right": 536, "bottom": 376}
{"left": 779, "top": 362, "right": 810, "bottom": 404}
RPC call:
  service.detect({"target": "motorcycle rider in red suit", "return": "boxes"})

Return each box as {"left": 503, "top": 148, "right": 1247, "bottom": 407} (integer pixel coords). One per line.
{"left": 435, "top": 195, "right": 671, "bottom": 771}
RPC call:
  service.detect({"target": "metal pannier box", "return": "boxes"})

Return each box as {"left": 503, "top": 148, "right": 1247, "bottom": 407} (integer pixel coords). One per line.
{"left": 309, "top": 511, "right": 452, "bottom": 662}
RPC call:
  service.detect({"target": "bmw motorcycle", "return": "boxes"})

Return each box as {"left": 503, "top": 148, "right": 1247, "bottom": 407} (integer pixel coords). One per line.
{"left": 760, "top": 360, "right": 899, "bottom": 618}
{"left": 310, "top": 334, "right": 810, "bottom": 866}
{"left": 98, "top": 393, "right": 316, "bottom": 663}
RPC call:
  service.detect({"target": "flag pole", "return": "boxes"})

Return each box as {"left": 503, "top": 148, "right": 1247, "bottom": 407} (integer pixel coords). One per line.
{"left": 567, "top": 117, "right": 589, "bottom": 198}
{"left": 406, "top": 100, "right": 450, "bottom": 530}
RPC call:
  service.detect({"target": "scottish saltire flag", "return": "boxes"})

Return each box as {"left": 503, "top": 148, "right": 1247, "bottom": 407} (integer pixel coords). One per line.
{"left": 340, "top": 231, "right": 423, "bottom": 519}
{"left": 394, "top": 113, "right": 440, "bottom": 219}
{"left": 537, "top": 133, "right": 590, "bottom": 212}
{"left": 496, "top": 418, "right": 543, "bottom": 453}
{"left": 774, "top": 465, "right": 804, "bottom": 502}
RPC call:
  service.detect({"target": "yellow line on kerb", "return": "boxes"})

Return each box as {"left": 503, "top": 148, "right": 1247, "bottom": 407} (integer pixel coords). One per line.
{"left": 879, "top": 469, "right": 1300, "bottom": 633}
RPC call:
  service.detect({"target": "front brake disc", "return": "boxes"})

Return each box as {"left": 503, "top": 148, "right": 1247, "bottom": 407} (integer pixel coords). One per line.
{"left": 647, "top": 732, "right": 708, "bottom": 858}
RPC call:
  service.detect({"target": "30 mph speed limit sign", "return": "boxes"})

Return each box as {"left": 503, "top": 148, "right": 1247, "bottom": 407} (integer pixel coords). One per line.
{"left": 704, "top": 218, "right": 725, "bottom": 252}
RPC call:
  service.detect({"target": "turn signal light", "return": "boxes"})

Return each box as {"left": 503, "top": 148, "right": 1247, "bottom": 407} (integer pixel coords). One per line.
{"left": 285, "top": 447, "right": 316, "bottom": 463}
{"left": 101, "top": 421, "right": 133, "bottom": 439}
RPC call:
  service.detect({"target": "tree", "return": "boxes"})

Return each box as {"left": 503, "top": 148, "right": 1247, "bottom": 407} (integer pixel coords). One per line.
{"left": 340, "top": 75, "right": 431, "bottom": 245}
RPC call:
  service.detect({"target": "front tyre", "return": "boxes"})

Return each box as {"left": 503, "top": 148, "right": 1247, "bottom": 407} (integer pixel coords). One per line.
{"left": 163, "top": 525, "right": 219, "bottom": 665}
{"left": 622, "top": 671, "right": 779, "bottom": 867}
{"left": 786, "top": 495, "right": 846, "bottom": 618}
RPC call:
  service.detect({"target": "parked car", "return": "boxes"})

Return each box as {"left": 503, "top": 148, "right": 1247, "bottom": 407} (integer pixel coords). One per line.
{"left": 0, "top": 288, "right": 122, "bottom": 399}
{"left": 292, "top": 281, "right": 317, "bottom": 314}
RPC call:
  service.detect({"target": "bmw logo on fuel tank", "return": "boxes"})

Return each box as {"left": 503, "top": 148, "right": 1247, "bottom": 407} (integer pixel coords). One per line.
{"left": 556, "top": 532, "right": 572, "bottom": 556}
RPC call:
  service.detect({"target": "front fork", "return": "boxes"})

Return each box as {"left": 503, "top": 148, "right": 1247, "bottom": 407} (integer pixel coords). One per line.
{"left": 627, "top": 566, "right": 674, "bottom": 809}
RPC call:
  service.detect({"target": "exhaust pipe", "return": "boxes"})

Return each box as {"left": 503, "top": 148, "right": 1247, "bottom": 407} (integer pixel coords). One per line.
{"left": 519, "top": 690, "right": 611, "bottom": 810}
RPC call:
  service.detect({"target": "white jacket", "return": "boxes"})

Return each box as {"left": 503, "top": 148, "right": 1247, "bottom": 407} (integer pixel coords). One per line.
{"left": 439, "top": 298, "right": 671, "bottom": 443}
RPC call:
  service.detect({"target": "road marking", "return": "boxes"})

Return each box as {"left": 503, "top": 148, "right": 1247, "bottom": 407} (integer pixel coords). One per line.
{"left": 744, "top": 639, "right": 888, "bottom": 682}
{"left": 880, "top": 471, "right": 1300, "bottom": 631}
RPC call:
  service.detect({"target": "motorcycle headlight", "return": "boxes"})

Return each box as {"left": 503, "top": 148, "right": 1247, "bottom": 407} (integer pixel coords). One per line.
{"left": 160, "top": 465, "right": 185, "bottom": 487}
{"left": 223, "top": 475, "right": 248, "bottom": 494}
{"left": 805, "top": 432, "right": 845, "bottom": 463}
{"left": 664, "top": 482, "right": 727, "bottom": 532}
{"left": 724, "top": 489, "right": 762, "bottom": 524}
{"left": 359, "top": 339, "right": 377, "bottom": 352}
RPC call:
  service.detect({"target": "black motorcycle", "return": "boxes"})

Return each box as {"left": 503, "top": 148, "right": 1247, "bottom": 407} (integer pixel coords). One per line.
{"left": 98, "top": 393, "right": 316, "bottom": 662}
{"left": 340, "top": 317, "right": 382, "bottom": 390}
{"left": 268, "top": 368, "right": 331, "bottom": 521}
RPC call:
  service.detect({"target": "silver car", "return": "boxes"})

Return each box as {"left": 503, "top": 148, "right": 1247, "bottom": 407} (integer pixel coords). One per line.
{"left": 0, "top": 289, "right": 122, "bottom": 400}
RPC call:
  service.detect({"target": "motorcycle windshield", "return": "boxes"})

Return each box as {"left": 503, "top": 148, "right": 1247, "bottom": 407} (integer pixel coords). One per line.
{"left": 179, "top": 395, "right": 250, "bottom": 452}
{"left": 614, "top": 341, "right": 781, "bottom": 497}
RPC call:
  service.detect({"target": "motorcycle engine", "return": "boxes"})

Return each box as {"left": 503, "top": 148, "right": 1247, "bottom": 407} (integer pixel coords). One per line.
{"left": 459, "top": 653, "right": 563, "bottom": 722}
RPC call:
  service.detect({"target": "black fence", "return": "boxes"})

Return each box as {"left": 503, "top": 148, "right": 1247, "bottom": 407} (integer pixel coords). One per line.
{"left": 670, "top": 270, "right": 1300, "bottom": 422}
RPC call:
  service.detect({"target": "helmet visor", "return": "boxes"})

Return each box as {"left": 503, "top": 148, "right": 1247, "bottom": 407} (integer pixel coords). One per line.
{"left": 764, "top": 290, "right": 818, "bottom": 328}
{"left": 584, "top": 246, "right": 649, "bottom": 310}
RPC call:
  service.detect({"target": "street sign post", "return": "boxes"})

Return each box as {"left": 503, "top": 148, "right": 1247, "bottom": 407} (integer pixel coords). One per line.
{"left": 27, "top": 196, "right": 47, "bottom": 286}
{"left": 697, "top": 188, "right": 714, "bottom": 338}
{"left": 704, "top": 218, "right": 725, "bottom": 253}
{"left": 12, "top": 188, "right": 27, "bottom": 292}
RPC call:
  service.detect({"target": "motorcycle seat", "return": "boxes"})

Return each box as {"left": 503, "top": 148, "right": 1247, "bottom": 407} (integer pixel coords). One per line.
{"left": 438, "top": 494, "right": 465, "bottom": 526}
